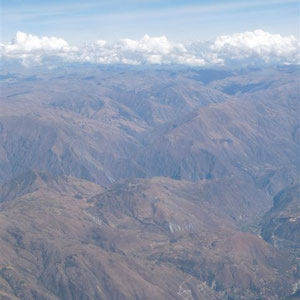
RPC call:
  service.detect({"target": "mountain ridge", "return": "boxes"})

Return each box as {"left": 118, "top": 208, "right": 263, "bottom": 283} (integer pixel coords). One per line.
{"left": 0, "top": 66, "right": 299, "bottom": 299}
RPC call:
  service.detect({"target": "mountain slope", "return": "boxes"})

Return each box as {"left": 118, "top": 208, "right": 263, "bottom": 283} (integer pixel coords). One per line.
{"left": 0, "top": 66, "right": 299, "bottom": 299}
{"left": 260, "top": 184, "right": 300, "bottom": 255}
{"left": 0, "top": 173, "right": 298, "bottom": 299}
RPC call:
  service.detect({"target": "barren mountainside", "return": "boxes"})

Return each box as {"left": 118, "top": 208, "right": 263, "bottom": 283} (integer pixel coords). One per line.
{"left": 0, "top": 65, "right": 299, "bottom": 299}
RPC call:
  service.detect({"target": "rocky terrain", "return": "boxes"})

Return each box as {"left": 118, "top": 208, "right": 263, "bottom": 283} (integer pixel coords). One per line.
{"left": 260, "top": 184, "right": 300, "bottom": 256}
{"left": 0, "top": 171, "right": 298, "bottom": 299}
{"left": 0, "top": 65, "right": 299, "bottom": 299}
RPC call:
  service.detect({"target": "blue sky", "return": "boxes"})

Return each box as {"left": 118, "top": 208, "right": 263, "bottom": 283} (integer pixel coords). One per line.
{"left": 1, "top": 0, "right": 299, "bottom": 44}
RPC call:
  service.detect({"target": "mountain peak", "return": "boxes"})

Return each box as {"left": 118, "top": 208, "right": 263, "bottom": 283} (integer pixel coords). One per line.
{"left": 0, "top": 170, "right": 55, "bottom": 202}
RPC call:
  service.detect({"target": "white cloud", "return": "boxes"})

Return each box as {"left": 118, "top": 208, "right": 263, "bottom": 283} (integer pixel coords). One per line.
{"left": 210, "top": 30, "right": 300, "bottom": 64}
{"left": 0, "top": 32, "right": 77, "bottom": 65}
{"left": 73, "top": 34, "right": 206, "bottom": 66}
{"left": 1, "top": 30, "right": 299, "bottom": 67}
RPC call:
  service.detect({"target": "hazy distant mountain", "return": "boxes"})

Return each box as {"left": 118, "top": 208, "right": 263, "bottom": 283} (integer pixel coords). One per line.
{"left": 1, "top": 66, "right": 299, "bottom": 186}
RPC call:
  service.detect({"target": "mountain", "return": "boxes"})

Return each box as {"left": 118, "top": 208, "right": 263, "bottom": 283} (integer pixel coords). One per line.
{"left": 0, "top": 173, "right": 298, "bottom": 299}
{"left": 1, "top": 67, "right": 298, "bottom": 189}
{"left": 258, "top": 184, "right": 300, "bottom": 299}
{"left": 260, "top": 184, "right": 300, "bottom": 257}
{"left": 138, "top": 92, "right": 299, "bottom": 193}
{"left": 0, "top": 170, "right": 103, "bottom": 203}
{"left": 0, "top": 65, "right": 299, "bottom": 299}
{"left": 0, "top": 67, "right": 234, "bottom": 185}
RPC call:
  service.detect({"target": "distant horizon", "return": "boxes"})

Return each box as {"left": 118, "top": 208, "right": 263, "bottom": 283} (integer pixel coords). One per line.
{"left": 1, "top": 29, "right": 299, "bottom": 68}
{"left": 1, "top": 1, "right": 299, "bottom": 67}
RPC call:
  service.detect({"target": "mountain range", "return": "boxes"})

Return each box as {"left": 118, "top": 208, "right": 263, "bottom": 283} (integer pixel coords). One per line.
{"left": 0, "top": 64, "right": 299, "bottom": 299}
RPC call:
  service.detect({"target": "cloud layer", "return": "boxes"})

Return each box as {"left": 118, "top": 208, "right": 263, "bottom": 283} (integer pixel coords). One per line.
{"left": 210, "top": 30, "right": 299, "bottom": 64}
{"left": 73, "top": 35, "right": 210, "bottom": 66}
{"left": 1, "top": 32, "right": 76, "bottom": 65}
{"left": 1, "top": 30, "right": 299, "bottom": 67}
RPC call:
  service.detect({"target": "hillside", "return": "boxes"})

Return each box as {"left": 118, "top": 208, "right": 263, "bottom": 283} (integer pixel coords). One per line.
{"left": 0, "top": 66, "right": 299, "bottom": 299}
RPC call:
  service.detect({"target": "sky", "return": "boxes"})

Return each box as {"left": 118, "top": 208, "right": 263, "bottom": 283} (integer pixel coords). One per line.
{"left": 2, "top": 0, "right": 299, "bottom": 44}
{"left": 1, "top": 0, "right": 299, "bottom": 67}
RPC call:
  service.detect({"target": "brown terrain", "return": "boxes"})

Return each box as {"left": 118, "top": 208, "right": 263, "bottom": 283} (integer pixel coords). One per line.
{"left": 0, "top": 65, "right": 299, "bottom": 299}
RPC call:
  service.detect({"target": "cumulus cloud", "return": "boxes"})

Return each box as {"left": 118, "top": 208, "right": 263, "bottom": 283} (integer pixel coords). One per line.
{"left": 210, "top": 30, "right": 300, "bottom": 64}
{"left": 0, "top": 32, "right": 77, "bottom": 65}
{"left": 74, "top": 35, "right": 206, "bottom": 66}
{"left": 1, "top": 30, "right": 299, "bottom": 67}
